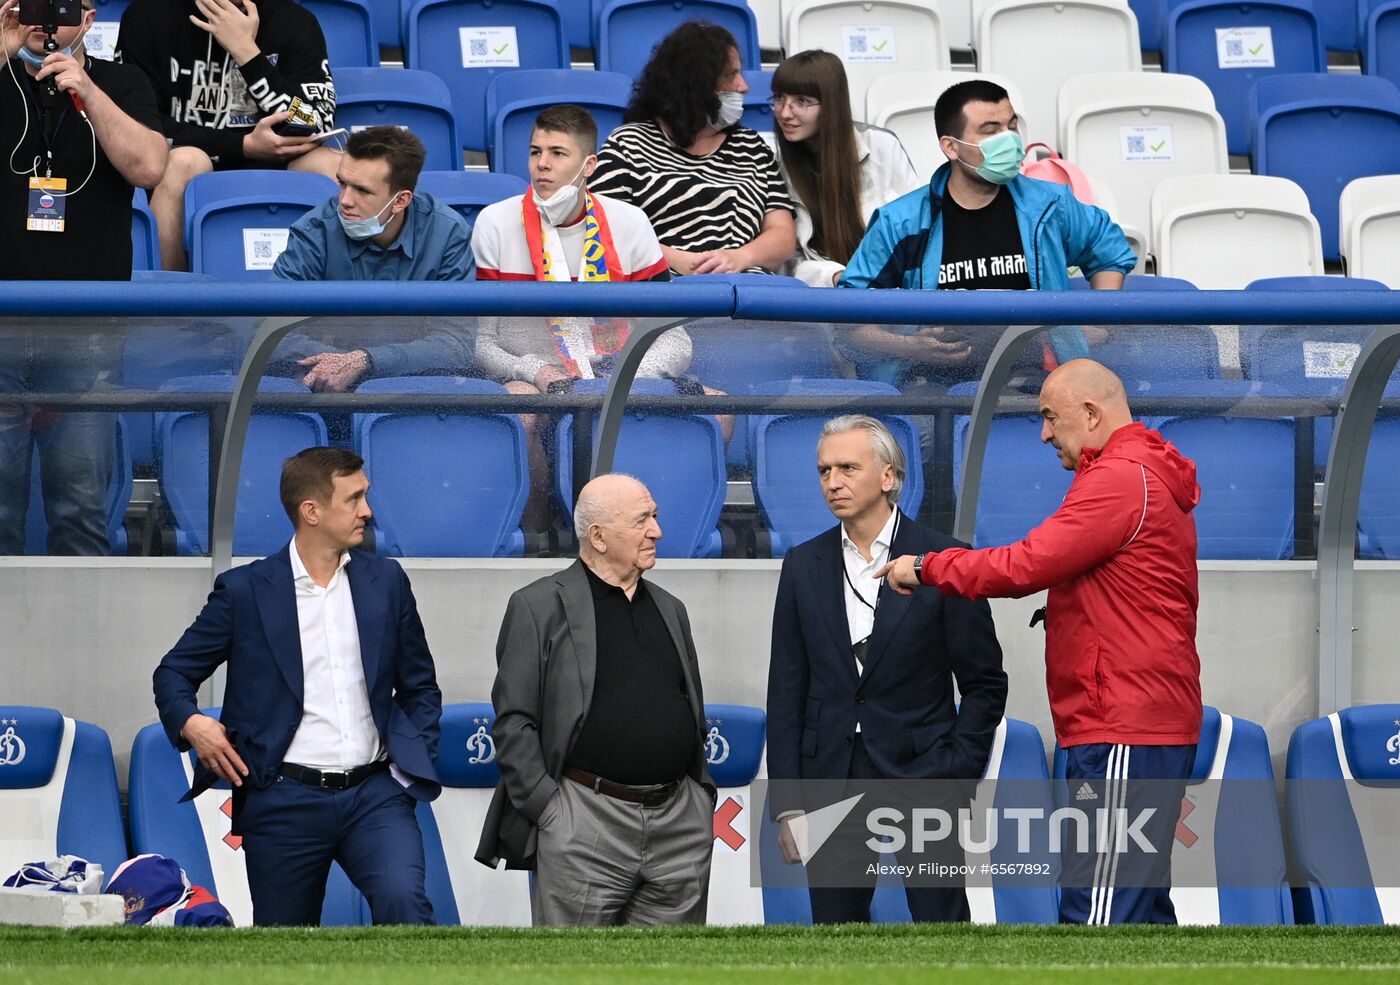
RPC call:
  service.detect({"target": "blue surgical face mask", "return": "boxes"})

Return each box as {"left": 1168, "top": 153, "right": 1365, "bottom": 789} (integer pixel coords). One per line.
{"left": 338, "top": 193, "right": 401, "bottom": 240}
{"left": 950, "top": 129, "right": 1025, "bottom": 185}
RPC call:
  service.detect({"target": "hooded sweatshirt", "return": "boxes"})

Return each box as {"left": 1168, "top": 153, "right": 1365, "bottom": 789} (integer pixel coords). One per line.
{"left": 921, "top": 422, "right": 1203, "bottom": 748}
{"left": 116, "top": 0, "right": 335, "bottom": 164}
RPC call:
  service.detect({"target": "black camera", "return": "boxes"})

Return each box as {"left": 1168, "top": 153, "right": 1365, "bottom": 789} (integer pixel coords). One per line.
{"left": 17, "top": 0, "right": 83, "bottom": 27}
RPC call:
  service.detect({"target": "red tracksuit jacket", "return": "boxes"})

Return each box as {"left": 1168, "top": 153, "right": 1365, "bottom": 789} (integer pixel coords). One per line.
{"left": 923, "top": 422, "right": 1203, "bottom": 748}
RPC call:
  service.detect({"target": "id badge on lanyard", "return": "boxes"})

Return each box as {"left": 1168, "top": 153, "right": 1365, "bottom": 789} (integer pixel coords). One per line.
{"left": 27, "top": 176, "right": 67, "bottom": 233}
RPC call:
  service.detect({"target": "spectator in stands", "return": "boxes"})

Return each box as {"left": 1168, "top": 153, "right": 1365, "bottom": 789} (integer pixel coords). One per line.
{"left": 153, "top": 447, "right": 443, "bottom": 926}
{"left": 0, "top": 0, "right": 166, "bottom": 556}
{"left": 117, "top": 0, "right": 340, "bottom": 271}
{"left": 771, "top": 50, "right": 921, "bottom": 287}
{"left": 589, "top": 21, "right": 796, "bottom": 275}
{"left": 877, "top": 359, "right": 1203, "bottom": 925}
{"left": 767, "top": 415, "right": 1006, "bottom": 923}
{"left": 837, "top": 80, "right": 1136, "bottom": 386}
{"left": 273, "top": 126, "right": 474, "bottom": 392}
{"left": 477, "top": 473, "right": 715, "bottom": 926}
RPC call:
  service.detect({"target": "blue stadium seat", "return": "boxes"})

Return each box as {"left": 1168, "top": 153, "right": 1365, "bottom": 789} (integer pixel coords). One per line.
{"left": 1136, "top": 0, "right": 1164, "bottom": 49}
{"left": 132, "top": 190, "right": 159, "bottom": 271}
{"left": 414, "top": 170, "right": 527, "bottom": 226}
{"left": 299, "top": 0, "right": 379, "bottom": 66}
{"left": 556, "top": 378, "right": 727, "bottom": 558}
{"left": 1151, "top": 381, "right": 1296, "bottom": 560}
{"left": 758, "top": 716, "right": 1056, "bottom": 925}
{"left": 1248, "top": 73, "right": 1400, "bottom": 261}
{"left": 370, "top": 0, "right": 402, "bottom": 48}
{"left": 1162, "top": 0, "right": 1325, "bottom": 155}
{"left": 128, "top": 709, "right": 368, "bottom": 926}
{"left": 184, "top": 171, "right": 336, "bottom": 281}
{"left": 1091, "top": 326, "right": 1221, "bottom": 392}
{"left": 951, "top": 381, "right": 1072, "bottom": 549}
{"left": 1363, "top": 0, "right": 1400, "bottom": 86}
{"left": 485, "top": 69, "right": 632, "bottom": 178}
{"left": 753, "top": 380, "right": 923, "bottom": 556}
{"left": 157, "top": 375, "right": 327, "bottom": 557}
{"left": 741, "top": 69, "right": 774, "bottom": 132}
{"left": 1053, "top": 706, "right": 1293, "bottom": 924}
{"left": 1324, "top": 0, "right": 1366, "bottom": 50}
{"left": 593, "top": 0, "right": 761, "bottom": 77}
{"left": 404, "top": 0, "right": 569, "bottom": 153}
{"left": 23, "top": 416, "right": 131, "bottom": 556}
{"left": 561, "top": 0, "right": 592, "bottom": 48}
{"left": 705, "top": 704, "right": 769, "bottom": 925}
{"left": 1066, "top": 274, "right": 1199, "bottom": 290}
{"left": 333, "top": 68, "right": 461, "bottom": 171}
{"left": 1358, "top": 416, "right": 1400, "bottom": 559}
{"left": 415, "top": 702, "right": 531, "bottom": 925}
{"left": 1285, "top": 704, "right": 1400, "bottom": 924}
{"left": 353, "top": 377, "right": 528, "bottom": 557}
{"left": 0, "top": 705, "right": 127, "bottom": 880}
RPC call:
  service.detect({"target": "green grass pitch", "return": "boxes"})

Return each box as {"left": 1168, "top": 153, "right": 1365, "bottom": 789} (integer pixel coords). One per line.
{"left": 4, "top": 924, "right": 1400, "bottom": 984}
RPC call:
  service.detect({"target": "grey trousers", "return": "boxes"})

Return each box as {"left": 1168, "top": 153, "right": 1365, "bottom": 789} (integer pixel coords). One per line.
{"left": 532, "top": 775, "right": 713, "bottom": 927}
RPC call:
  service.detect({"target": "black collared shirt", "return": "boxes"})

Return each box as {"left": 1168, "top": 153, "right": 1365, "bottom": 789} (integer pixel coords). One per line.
{"left": 565, "top": 564, "right": 698, "bottom": 785}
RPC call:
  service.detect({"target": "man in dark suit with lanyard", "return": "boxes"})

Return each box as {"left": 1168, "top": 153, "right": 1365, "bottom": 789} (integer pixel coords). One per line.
{"left": 767, "top": 414, "right": 1007, "bottom": 923}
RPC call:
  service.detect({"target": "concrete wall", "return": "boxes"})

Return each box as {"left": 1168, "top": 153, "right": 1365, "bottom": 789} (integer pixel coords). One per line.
{"left": 6, "top": 557, "right": 1396, "bottom": 787}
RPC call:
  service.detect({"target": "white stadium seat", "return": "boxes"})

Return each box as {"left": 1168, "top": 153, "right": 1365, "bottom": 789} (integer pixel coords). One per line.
{"left": 1340, "top": 175, "right": 1400, "bottom": 288}
{"left": 785, "top": 0, "right": 951, "bottom": 121}
{"left": 1059, "top": 71, "right": 1229, "bottom": 258}
{"left": 1152, "top": 174, "right": 1324, "bottom": 288}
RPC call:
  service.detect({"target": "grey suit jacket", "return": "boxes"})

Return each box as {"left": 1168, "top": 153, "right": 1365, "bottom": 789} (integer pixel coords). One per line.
{"left": 475, "top": 559, "right": 714, "bottom": 870}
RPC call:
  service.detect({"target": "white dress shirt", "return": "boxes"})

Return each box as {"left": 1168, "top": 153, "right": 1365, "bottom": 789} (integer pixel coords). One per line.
{"left": 282, "top": 542, "right": 383, "bottom": 770}
{"left": 840, "top": 506, "right": 899, "bottom": 673}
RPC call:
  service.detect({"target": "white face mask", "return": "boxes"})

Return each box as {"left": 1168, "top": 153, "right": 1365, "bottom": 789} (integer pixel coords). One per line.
{"left": 531, "top": 158, "right": 591, "bottom": 226}
{"left": 711, "top": 90, "right": 744, "bottom": 130}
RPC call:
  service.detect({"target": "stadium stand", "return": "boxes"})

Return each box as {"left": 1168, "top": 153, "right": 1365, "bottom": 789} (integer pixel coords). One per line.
{"left": 24, "top": 420, "right": 132, "bottom": 557}
{"left": 404, "top": 0, "right": 570, "bottom": 154}
{"left": 752, "top": 379, "right": 922, "bottom": 556}
{"left": 974, "top": 0, "right": 1142, "bottom": 162}
{"left": 1357, "top": 417, "right": 1400, "bottom": 560}
{"left": 1248, "top": 73, "right": 1400, "bottom": 262}
{"left": 1285, "top": 704, "right": 1400, "bottom": 924}
{"left": 952, "top": 400, "right": 1073, "bottom": 549}
{"left": 785, "top": 0, "right": 951, "bottom": 120}
{"left": 866, "top": 70, "right": 1028, "bottom": 179}
{"left": 1340, "top": 175, "right": 1400, "bottom": 288}
{"left": 1130, "top": 0, "right": 1161, "bottom": 51}
{"left": 299, "top": 0, "right": 380, "bottom": 67}
{"left": 128, "top": 711, "right": 368, "bottom": 926}
{"left": 416, "top": 702, "right": 531, "bottom": 925}
{"left": 555, "top": 378, "right": 728, "bottom": 559}
{"left": 1325, "top": 0, "right": 1366, "bottom": 50}
{"left": 485, "top": 69, "right": 632, "bottom": 178}
{"left": 741, "top": 69, "right": 776, "bottom": 132}
{"left": 704, "top": 704, "right": 768, "bottom": 925}
{"left": 183, "top": 171, "right": 337, "bottom": 282}
{"left": 595, "top": 0, "right": 762, "bottom": 79}
{"left": 354, "top": 377, "right": 529, "bottom": 558}
{"left": 132, "top": 191, "right": 160, "bottom": 272}
{"left": 1160, "top": 0, "right": 1325, "bottom": 156}
{"left": 156, "top": 376, "right": 325, "bottom": 557}
{"left": 332, "top": 68, "right": 462, "bottom": 172}
{"left": 413, "top": 170, "right": 528, "bottom": 226}
{"left": 1058, "top": 71, "right": 1228, "bottom": 258}
{"left": 1151, "top": 174, "right": 1324, "bottom": 288}
{"left": 1363, "top": 0, "right": 1400, "bottom": 86}
{"left": 0, "top": 705, "right": 128, "bottom": 881}
{"left": 368, "top": 0, "right": 401, "bottom": 49}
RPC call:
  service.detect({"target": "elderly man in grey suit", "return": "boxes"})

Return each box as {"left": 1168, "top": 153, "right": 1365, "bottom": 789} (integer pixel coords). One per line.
{"left": 475, "top": 473, "right": 716, "bottom": 926}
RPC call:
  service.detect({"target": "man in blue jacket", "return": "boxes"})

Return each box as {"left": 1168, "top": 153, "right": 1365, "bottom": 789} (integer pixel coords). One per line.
{"left": 153, "top": 446, "right": 442, "bottom": 926}
{"left": 838, "top": 80, "right": 1136, "bottom": 380}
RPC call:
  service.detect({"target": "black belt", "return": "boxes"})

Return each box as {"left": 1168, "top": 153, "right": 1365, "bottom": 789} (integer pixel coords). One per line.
{"left": 280, "top": 760, "right": 388, "bottom": 791}
{"left": 563, "top": 767, "right": 680, "bottom": 807}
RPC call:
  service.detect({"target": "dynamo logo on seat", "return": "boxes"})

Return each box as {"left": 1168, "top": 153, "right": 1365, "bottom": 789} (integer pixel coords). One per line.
{"left": 466, "top": 718, "right": 495, "bottom": 765}
{"left": 704, "top": 722, "right": 730, "bottom": 766}
{"left": 1388, "top": 719, "right": 1400, "bottom": 767}
{"left": 0, "top": 722, "right": 26, "bottom": 767}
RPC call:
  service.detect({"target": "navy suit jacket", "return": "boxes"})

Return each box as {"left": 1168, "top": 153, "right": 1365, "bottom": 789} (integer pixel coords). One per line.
{"left": 767, "top": 511, "right": 1007, "bottom": 816}
{"left": 153, "top": 545, "right": 443, "bottom": 807}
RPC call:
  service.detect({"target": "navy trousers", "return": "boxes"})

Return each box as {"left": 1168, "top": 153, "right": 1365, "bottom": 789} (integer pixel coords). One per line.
{"left": 1058, "top": 743, "right": 1195, "bottom": 925}
{"left": 238, "top": 769, "right": 433, "bottom": 926}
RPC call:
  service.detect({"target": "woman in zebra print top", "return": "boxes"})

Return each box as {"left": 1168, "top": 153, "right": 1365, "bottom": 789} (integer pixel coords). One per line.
{"left": 589, "top": 21, "right": 796, "bottom": 276}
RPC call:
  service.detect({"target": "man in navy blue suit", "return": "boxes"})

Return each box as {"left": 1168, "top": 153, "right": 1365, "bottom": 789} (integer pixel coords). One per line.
{"left": 767, "top": 415, "right": 1007, "bottom": 923}
{"left": 153, "top": 446, "right": 442, "bottom": 926}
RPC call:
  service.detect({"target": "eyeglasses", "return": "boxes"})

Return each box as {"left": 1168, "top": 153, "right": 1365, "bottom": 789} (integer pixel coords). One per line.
{"left": 768, "top": 96, "right": 821, "bottom": 112}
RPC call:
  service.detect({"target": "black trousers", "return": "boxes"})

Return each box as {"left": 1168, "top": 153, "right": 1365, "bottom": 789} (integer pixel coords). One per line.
{"left": 807, "top": 735, "right": 971, "bottom": 924}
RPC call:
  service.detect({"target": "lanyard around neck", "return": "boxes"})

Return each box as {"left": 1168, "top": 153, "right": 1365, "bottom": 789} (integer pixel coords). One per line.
{"left": 843, "top": 511, "right": 899, "bottom": 614}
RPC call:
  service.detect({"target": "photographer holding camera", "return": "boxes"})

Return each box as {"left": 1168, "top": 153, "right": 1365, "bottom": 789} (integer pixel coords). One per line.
{"left": 1, "top": 0, "right": 166, "bottom": 555}
{"left": 116, "top": 0, "right": 339, "bottom": 271}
